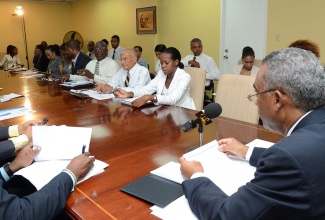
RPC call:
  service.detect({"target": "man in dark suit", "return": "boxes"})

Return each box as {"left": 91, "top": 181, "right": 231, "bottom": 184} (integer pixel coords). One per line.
{"left": 0, "top": 140, "right": 94, "bottom": 219}
{"left": 65, "top": 40, "right": 91, "bottom": 75}
{"left": 179, "top": 48, "right": 325, "bottom": 220}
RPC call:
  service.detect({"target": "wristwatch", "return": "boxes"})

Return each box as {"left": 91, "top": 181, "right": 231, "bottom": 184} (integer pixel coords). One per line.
{"left": 153, "top": 95, "right": 157, "bottom": 103}
{"left": 3, "top": 162, "right": 13, "bottom": 177}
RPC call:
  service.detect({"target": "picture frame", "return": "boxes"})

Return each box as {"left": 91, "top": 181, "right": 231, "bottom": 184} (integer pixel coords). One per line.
{"left": 136, "top": 6, "right": 157, "bottom": 34}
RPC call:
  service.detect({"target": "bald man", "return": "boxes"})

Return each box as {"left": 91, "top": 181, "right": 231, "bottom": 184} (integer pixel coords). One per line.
{"left": 96, "top": 48, "right": 151, "bottom": 94}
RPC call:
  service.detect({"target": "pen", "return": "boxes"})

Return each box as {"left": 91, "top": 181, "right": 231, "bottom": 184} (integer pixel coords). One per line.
{"left": 0, "top": 113, "right": 11, "bottom": 117}
{"left": 82, "top": 145, "right": 86, "bottom": 154}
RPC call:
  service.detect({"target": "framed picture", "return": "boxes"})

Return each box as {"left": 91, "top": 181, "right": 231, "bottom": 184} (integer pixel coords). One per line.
{"left": 136, "top": 6, "right": 157, "bottom": 34}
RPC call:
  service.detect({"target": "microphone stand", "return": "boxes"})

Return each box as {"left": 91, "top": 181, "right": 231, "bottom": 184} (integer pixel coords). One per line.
{"left": 198, "top": 121, "right": 203, "bottom": 147}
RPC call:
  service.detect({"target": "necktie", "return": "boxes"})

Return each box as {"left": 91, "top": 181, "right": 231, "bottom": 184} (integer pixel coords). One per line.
{"left": 94, "top": 61, "right": 99, "bottom": 75}
{"left": 125, "top": 71, "right": 130, "bottom": 87}
{"left": 112, "top": 50, "right": 116, "bottom": 60}
{"left": 191, "top": 57, "right": 196, "bottom": 67}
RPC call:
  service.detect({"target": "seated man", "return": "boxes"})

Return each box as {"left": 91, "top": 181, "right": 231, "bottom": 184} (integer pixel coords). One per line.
{"left": 65, "top": 40, "right": 91, "bottom": 75}
{"left": 62, "top": 41, "right": 119, "bottom": 84}
{"left": 86, "top": 41, "right": 95, "bottom": 59}
{"left": 96, "top": 48, "right": 151, "bottom": 94}
{"left": 179, "top": 48, "right": 325, "bottom": 219}
{"left": 0, "top": 142, "right": 94, "bottom": 219}
{"left": 181, "top": 38, "right": 220, "bottom": 87}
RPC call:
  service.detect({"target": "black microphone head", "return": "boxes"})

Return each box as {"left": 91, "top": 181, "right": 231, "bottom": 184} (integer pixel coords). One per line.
{"left": 204, "top": 103, "right": 222, "bottom": 118}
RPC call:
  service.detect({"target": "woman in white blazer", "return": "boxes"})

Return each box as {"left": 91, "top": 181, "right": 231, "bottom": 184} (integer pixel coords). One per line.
{"left": 0, "top": 45, "right": 22, "bottom": 70}
{"left": 115, "top": 47, "right": 195, "bottom": 109}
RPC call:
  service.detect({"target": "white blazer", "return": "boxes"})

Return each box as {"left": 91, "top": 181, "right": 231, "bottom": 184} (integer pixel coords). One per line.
{"left": 133, "top": 68, "right": 195, "bottom": 110}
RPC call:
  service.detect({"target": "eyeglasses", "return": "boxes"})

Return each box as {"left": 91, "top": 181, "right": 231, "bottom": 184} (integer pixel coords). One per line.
{"left": 94, "top": 47, "right": 107, "bottom": 51}
{"left": 121, "top": 57, "right": 133, "bottom": 62}
{"left": 247, "top": 89, "right": 276, "bottom": 102}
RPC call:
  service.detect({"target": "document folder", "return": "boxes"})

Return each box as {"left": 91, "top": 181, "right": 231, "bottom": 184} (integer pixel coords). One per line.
{"left": 120, "top": 173, "right": 183, "bottom": 207}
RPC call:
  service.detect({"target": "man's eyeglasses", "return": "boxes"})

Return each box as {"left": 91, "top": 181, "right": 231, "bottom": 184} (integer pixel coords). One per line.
{"left": 247, "top": 89, "right": 277, "bottom": 102}
{"left": 94, "top": 47, "right": 107, "bottom": 51}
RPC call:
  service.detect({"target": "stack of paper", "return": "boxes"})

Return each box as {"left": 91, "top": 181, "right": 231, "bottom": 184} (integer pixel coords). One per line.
{"left": 15, "top": 126, "right": 109, "bottom": 190}
{"left": 60, "top": 81, "right": 93, "bottom": 88}
{"left": 70, "top": 89, "right": 115, "bottom": 100}
{"left": 150, "top": 139, "right": 274, "bottom": 220}
{"left": 0, "top": 106, "right": 35, "bottom": 120}
{"left": 0, "top": 93, "right": 23, "bottom": 102}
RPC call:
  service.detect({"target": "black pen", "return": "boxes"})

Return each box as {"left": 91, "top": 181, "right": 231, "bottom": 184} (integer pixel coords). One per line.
{"left": 42, "top": 117, "right": 49, "bottom": 125}
{"left": 82, "top": 145, "right": 86, "bottom": 154}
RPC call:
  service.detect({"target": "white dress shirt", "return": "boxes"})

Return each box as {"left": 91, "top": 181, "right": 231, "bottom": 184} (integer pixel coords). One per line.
{"left": 108, "top": 46, "right": 124, "bottom": 61}
{"left": 155, "top": 60, "right": 161, "bottom": 74}
{"left": 70, "top": 57, "right": 119, "bottom": 84}
{"left": 181, "top": 53, "right": 221, "bottom": 86}
{"left": 109, "top": 63, "right": 151, "bottom": 91}
{"left": 1, "top": 54, "right": 22, "bottom": 69}
{"left": 86, "top": 50, "right": 95, "bottom": 60}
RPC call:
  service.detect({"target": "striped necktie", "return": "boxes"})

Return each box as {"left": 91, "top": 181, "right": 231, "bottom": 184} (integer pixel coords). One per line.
{"left": 94, "top": 61, "right": 99, "bottom": 75}
{"left": 125, "top": 71, "right": 130, "bottom": 87}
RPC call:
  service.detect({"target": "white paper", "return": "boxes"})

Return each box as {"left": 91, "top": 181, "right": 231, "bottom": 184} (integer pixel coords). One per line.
{"left": 60, "top": 81, "right": 93, "bottom": 88}
{"left": 0, "top": 106, "right": 35, "bottom": 120}
{"left": 15, "top": 159, "right": 109, "bottom": 190}
{"left": 32, "top": 126, "right": 92, "bottom": 161}
{"left": 70, "top": 89, "right": 115, "bottom": 100}
{"left": 150, "top": 139, "right": 274, "bottom": 219}
{"left": 119, "top": 97, "right": 152, "bottom": 106}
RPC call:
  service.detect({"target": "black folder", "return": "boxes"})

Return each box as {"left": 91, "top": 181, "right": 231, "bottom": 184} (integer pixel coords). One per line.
{"left": 120, "top": 173, "right": 183, "bottom": 207}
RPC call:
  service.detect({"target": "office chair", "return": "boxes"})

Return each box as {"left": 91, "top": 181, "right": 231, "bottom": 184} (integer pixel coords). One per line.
{"left": 184, "top": 67, "right": 206, "bottom": 110}
{"left": 215, "top": 74, "right": 259, "bottom": 124}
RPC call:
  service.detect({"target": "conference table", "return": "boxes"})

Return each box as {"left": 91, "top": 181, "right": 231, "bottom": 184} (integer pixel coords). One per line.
{"left": 0, "top": 71, "right": 283, "bottom": 219}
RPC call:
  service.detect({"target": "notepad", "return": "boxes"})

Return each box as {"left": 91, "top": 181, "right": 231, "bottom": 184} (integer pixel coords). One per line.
{"left": 32, "top": 126, "right": 92, "bottom": 161}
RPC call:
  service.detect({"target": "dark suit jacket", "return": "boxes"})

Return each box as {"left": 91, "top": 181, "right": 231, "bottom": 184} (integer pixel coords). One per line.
{"left": 0, "top": 172, "right": 73, "bottom": 219}
{"left": 34, "top": 55, "right": 50, "bottom": 72}
{"left": 0, "top": 126, "right": 16, "bottom": 165}
{"left": 183, "top": 107, "right": 325, "bottom": 220}
{"left": 72, "top": 52, "right": 91, "bottom": 75}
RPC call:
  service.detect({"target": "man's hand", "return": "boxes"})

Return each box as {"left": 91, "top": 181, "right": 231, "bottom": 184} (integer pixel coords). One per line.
{"left": 96, "top": 83, "right": 113, "bottom": 94}
{"left": 179, "top": 157, "right": 204, "bottom": 179}
{"left": 62, "top": 74, "right": 70, "bottom": 82}
{"left": 9, "top": 142, "right": 41, "bottom": 173}
{"left": 188, "top": 60, "right": 200, "bottom": 68}
{"left": 18, "top": 120, "right": 42, "bottom": 140}
{"left": 77, "top": 69, "right": 94, "bottom": 79}
{"left": 66, "top": 152, "right": 95, "bottom": 180}
{"left": 217, "top": 138, "right": 248, "bottom": 159}
{"left": 114, "top": 88, "right": 133, "bottom": 98}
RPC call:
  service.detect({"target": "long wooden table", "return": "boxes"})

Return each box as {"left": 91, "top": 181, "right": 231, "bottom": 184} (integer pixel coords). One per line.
{"left": 0, "top": 71, "right": 283, "bottom": 219}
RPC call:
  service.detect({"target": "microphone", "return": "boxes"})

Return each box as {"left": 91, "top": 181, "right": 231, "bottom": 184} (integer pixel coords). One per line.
{"left": 182, "top": 103, "right": 222, "bottom": 132}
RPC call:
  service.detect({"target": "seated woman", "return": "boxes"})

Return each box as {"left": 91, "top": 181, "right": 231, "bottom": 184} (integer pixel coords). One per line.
{"left": 233, "top": 46, "right": 259, "bottom": 76}
{"left": 45, "top": 45, "right": 63, "bottom": 77}
{"left": 0, "top": 45, "right": 22, "bottom": 70}
{"left": 150, "top": 44, "right": 167, "bottom": 79}
{"left": 134, "top": 46, "right": 148, "bottom": 69}
{"left": 59, "top": 43, "right": 72, "bottom": 75}
{"left": 33, "top": 44, "right": 50, "bottom": 72}
{"left": 115, "top": 47, "right": 195, "bottom": 110}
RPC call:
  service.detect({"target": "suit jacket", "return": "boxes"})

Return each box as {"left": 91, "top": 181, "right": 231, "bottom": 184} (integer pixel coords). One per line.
{"left": 133, "top": 68, "right": 195, "bottom": 110}
{"left": 183, "top": 107, "right": 325, "bottom": 220}
{"left": 0, "top": 126, "right": 16, "bottom": 165}
{"left": 72, "top": 52, "right": 91, "bottom": 75}
{"left": 0, "top": 172, "right": 73, "bottom": 219}
{"left": 34, "top": 55, "right": 50, "bottom": 72}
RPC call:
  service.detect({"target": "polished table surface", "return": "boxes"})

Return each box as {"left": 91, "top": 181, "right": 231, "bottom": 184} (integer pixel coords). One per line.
{"left": 0, "top": 71, "right": 283, "bottom": 219}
